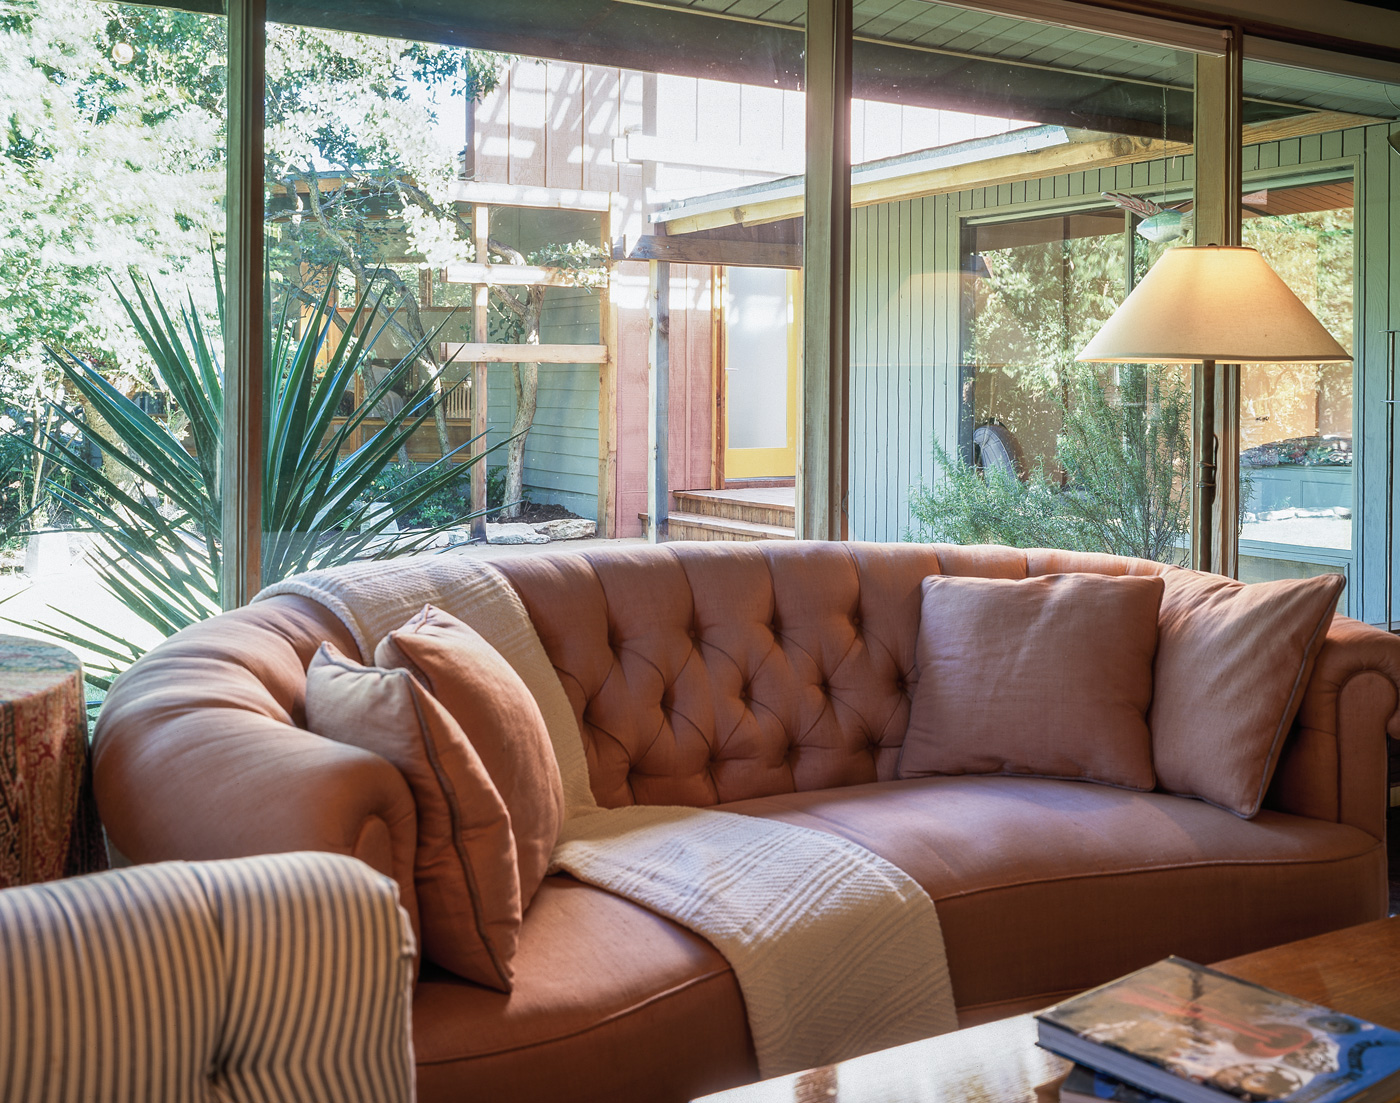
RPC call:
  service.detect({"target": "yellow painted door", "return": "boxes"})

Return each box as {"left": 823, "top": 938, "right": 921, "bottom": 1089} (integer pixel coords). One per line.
{"left": 722, "top": 267, "right": 799, "bottom": 480}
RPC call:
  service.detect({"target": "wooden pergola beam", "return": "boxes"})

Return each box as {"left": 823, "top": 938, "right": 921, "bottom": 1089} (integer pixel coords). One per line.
{"left": 443, "top": 262, "right": 579, "bottom": 286}
{"left": 626, "top": 236, "right": 801, "bottom": 270}
{"left": 440, "top": 343, "right": 610, "bottom": 364}
{"left": 447, "top": 181, "right": 613, "bottom": 212}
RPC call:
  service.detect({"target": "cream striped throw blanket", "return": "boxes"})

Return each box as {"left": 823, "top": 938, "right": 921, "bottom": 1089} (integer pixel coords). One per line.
{"left": 260, "top": 555, "right": 958, "bottom": 1076}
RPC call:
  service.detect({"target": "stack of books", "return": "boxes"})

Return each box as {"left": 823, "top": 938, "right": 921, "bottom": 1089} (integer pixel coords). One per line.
{"left": 1034, "top": 957, "right": 1400, "bottom": 1103}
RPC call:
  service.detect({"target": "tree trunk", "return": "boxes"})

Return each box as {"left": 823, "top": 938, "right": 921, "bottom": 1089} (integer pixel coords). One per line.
{"left": 499, "top": 289, "right": 545, "bottom": 520}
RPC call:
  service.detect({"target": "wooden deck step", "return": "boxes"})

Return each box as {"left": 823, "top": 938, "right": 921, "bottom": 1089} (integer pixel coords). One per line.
{"left": 665, "top": 510, "right": 796, "bottom": 542}
{"left": 672, "top": 489, "right": 795, "bottom": 529}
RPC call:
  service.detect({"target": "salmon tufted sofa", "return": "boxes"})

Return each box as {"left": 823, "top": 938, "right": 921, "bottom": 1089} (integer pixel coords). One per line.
{"left": 93, "top": 541, "right": 1400, "bottom": 1103}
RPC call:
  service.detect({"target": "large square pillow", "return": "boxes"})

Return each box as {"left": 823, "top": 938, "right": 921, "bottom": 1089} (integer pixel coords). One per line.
{"left": 897, "top": 572, "right": 1165, "bottom": 790}
{"left": 1151, "top": 570, "right": 1344, "bottom": 817}
{"left": 305, "top": 642, "right": 522, "bottom": 991}
{"left": 375, "top": 605, "right": 564, "bottom": 913}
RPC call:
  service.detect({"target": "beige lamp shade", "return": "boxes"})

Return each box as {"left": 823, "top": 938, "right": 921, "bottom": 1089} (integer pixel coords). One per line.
{"left": 1077, "top": 245, "right": 1351, "bottom": 364}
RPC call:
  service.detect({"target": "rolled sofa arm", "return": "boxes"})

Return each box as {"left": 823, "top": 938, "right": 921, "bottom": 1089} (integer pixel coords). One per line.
{"left": 1266, "top": 614, "right": 1400, "bottom": 840}
{"left": 93, "top": 595, "right": 420, "bottom": 935}
{"left": 0, "top": 851, "right": 415, "bottom": 1102}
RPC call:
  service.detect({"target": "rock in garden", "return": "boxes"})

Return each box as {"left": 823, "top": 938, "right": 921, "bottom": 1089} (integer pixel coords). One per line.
{"left": 487, "top": 522, "right": 550, "bottom": 545}
{"left": 534, "top": 518, "right": 596, "bottom": 541}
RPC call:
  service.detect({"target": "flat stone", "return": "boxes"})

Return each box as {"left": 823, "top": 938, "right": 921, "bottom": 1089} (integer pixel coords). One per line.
{"left": 24, "top": 532, "right": 73, "bottom": 579}
{"left": 534, "top": 518, "right": 596, "bottom": 541}
{"left": 361, "top": 502, "right": 399, "bottom": 534}
{"left": 487, "top": 522, "right": 550, "bottom": 545}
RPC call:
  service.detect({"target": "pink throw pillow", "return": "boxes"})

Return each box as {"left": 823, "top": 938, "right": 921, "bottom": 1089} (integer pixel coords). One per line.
{"left": 897, "top": 573, "right": 1164, "bottom": 790}
{"left": 305, "top": 642, "right": 522, "bottom": 990}
{"left": 1151, "top": 571, "right": 1344, "bottom": 817}
{"left": 375, "top": 605, "right": 564, "bottom": 914}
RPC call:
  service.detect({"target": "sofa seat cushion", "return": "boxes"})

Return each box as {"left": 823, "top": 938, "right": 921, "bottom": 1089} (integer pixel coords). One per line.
{"left": 719, "top": 776, "right": 1386, "bottom": 1018}
{"left": 412, "top": 876, "right": 757, "bottom": 1103}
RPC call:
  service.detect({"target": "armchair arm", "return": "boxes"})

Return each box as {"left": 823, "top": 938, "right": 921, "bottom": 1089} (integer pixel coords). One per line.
{"left": 0, "top": 852, "right": 415, "bottom": 1102}
{"left": 1266, "top": 614, "right": 1400, "bottom": 840}
{"left": 93, "top": 595, "right": 420, "bottom": 937}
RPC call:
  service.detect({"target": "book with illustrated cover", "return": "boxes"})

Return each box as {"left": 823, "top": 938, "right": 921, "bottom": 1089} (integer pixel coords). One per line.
{"left": 1060, "top": 1063, "right": 1169, "bottom": 1102}
{"left": 1035, "top": 957, "right": 1400, "bottom": 1103}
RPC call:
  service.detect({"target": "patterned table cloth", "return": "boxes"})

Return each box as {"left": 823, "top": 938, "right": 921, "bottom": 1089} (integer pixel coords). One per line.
{"left": 0, "top": 635, "right": 107, "bottom": 886}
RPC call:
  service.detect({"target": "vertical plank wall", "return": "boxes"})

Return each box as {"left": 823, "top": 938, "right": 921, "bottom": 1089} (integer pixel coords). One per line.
{"left": 848, "top": 122, "right": 1400, "bottom": 626}
{"left": 849, "top": 151, "right": 1193, "bottom": 543}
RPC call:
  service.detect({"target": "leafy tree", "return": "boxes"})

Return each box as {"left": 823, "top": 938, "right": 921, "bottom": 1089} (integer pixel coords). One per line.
{"left": 0, "top": 1, "right": 226, "bottom": 522}
{"left": 3, "top": 2, "right": 607, "bottom": 534}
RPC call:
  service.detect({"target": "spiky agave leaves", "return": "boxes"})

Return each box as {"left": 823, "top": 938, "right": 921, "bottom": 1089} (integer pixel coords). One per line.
{"left": 19, "top": 259, "right": 495, "bottom": 686}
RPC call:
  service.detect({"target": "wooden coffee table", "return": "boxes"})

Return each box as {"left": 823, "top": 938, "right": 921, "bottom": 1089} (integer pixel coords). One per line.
{"left": 695, "top": 918, "right": 1400, "bottom": 1103}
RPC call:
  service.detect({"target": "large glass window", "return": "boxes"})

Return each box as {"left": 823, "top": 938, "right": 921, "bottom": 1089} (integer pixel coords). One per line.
{"left": 1237, "top": 179, "right": 1355, "bottom": 589}
{"left": 958, "top": 208, "right": 1192, "bottom": 563}
{"left": 0, "top": 2, "right": 226, "bottom": 698}
{"left": 826, "top": 3, "right": 1201, "bottom": 558}
{"left": 1232, "top": 49, "right": 1398, "bottom": 615}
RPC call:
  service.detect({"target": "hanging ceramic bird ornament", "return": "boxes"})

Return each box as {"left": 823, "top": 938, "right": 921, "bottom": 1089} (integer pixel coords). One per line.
{"left": 1102, "top": 191, "right": 1193, "bottom": 243}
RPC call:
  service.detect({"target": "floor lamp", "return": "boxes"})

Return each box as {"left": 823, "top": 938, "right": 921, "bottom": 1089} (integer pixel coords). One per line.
{"left": 1076, "top": 245, "right": 1351, "bottom": 575}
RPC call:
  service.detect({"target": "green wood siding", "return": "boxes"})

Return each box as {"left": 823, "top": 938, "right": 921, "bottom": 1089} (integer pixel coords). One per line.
{"left": 848, "top": 126, "right": 1399, "bottom": 625}
{"left": 480, "top": 207, "right": 603, "bottom": 521}
{"left": 486, "top": 283, "right": 602, "bottom": 520}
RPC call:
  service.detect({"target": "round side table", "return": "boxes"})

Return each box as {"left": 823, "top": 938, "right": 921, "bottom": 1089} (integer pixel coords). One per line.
{"left": 0, "top": 635, "right": 107, "bottom": 886}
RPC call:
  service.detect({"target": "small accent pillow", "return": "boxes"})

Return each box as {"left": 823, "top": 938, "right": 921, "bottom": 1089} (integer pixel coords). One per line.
{"left": 305, "top": 642, "right": 522, "bottom": 991}
{"left": 897, "top": 572, "right": 1165, "bottom": 790}
{"left": 375, "top": 605, "right": 564, "bottom": 914}
{"left": 1151, "top": 570, "right": 1344, "bottom": 818}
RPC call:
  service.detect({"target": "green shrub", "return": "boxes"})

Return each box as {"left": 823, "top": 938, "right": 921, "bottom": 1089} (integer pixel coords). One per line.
{"left": 909, "top": 369, "right": 1192, "bottom": 564}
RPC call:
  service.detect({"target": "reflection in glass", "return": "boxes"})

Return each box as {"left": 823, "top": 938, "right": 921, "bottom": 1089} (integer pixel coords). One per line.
{"left": 949, "top": 210, "right": 1191, "bottom": 564}
{"left": 1237, "top": 181, "right": 1354, "bottom": 559}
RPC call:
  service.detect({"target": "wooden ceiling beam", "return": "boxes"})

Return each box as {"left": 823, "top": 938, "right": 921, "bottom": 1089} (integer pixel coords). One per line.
{"left": 624, "top": 236, "right": 802, "bottom": 269}
{"left": 267, "top": 0, "right": 1285, "bottom": 141}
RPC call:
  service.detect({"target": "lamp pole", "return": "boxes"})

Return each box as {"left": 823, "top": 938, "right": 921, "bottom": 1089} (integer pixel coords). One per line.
{"left": 1194, "top": 357, "right": 1217, "bottom": 574}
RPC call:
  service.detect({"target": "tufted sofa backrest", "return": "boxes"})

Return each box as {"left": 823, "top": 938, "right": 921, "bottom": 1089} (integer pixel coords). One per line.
{"left": 494, "top": 540, "right": 1173, "bottom": 808}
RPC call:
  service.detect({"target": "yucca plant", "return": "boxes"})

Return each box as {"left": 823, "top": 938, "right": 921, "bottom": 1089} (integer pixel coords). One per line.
{"left": 22, "top": 260, "right": 495, "bottom": 685}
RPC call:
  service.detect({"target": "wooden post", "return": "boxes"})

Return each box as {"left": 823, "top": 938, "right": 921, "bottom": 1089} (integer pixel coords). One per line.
{"left": 221, "top": 0, "right": 265, "bottom": 608}
{"left": 799, "top": 0, "right": 853, "bottom": 542}
{"left": 1193, "top": 34, "right": 1243, "bottom": 576}
{"left": 471, "top": 204, "right": 490, "bottom": 542}
{"left": 648, "top": 260, "right": 670, "bottom": 543}
{"left": 598, "top": 208, "right": 619, "bottom": 538}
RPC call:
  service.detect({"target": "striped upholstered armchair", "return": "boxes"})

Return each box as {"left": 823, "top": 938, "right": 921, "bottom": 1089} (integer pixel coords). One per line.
{"left": 0, "top": 851, "right": 416, "bottom": 1102}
